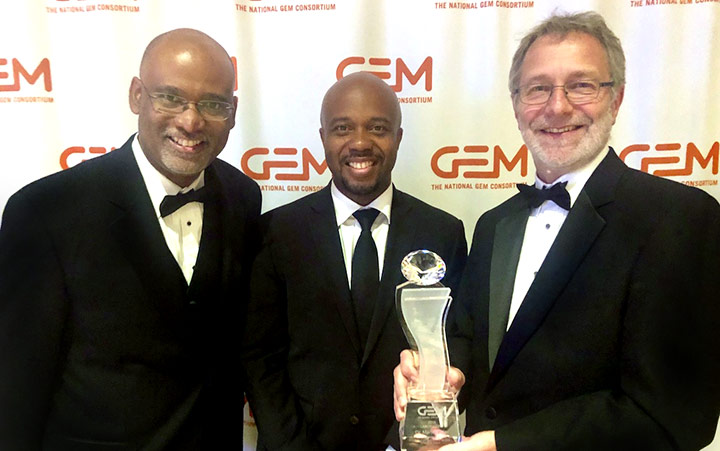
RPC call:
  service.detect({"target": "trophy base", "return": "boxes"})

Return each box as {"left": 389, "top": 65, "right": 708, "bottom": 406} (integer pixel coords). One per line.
{"left": 400, "top": 399, "right": 460, "bottom": 451}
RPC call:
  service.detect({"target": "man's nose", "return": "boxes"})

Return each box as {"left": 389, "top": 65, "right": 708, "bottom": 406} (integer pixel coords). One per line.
{"left": 544, "top": 86, "right": 574, "bottom": 115}
{"left": 174, "top": 103, "right": 205, "bottom": 133}
{"left": 349, "top": 129, "right": 372, "bottom": 152}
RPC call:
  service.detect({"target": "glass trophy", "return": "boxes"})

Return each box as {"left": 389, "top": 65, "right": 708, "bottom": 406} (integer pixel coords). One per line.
{"left": 397, "top": 250, "right": 460, "bottom": 450}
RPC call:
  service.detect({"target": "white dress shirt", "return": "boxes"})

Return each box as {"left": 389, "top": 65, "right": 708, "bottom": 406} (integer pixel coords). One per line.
{"left": 132, "top": 136, "right": 204, "bottom": 285}
{"left": 331, "top": 182, "right": 393, "bottom": 287}
{"left": 507, "top": 148, "right": 609, "bottom": 330}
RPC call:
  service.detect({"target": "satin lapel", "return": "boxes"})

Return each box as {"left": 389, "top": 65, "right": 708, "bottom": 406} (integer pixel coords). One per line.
{"left": 105, "top": 143, "right": 187, "bottom": 302}
{"left": 488, "top": 189, "right": 606, "bottom": 389}
{"left": 487, "top": 205, "right": 529, "bottom": 370}
{"left": 187, "top": 165, "right": 222, "bottom": 301}
{"left": 361, "top": 189, "right": 415, "bottom": 366}
{"left": 309, "top": 187, "right": 362, "bottom": 355}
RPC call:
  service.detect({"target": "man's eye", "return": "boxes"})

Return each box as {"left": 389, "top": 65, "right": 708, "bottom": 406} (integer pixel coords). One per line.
{"left": 370, "top": 125, "right": 387, "bottom": 133}
{"left": 567, "top": 81, "right": 597, "bottom": 93}
{"left": 156, "top": 93, "right": 183, "bottom": 105}
{"left": 527, "top": 84, "right": 550, "bottom": 94}
{"left": 200, "top": 101, "right": 224, "bottom": 111}
{"left": 334, "top": 125, "right": 349, "bottom": 132}
{"left": 569, "top": 81, "right": 595, "bottom": 89}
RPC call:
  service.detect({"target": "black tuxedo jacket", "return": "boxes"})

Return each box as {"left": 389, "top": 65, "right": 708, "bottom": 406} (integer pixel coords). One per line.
{"left": 0, "top": 137, "right": 261, "bottom": 450}
{"left": 243, "top": 186, "right": 467, "bottom": 450}
{"left": 450, "top": 150, "right": 720, "bottom": 450}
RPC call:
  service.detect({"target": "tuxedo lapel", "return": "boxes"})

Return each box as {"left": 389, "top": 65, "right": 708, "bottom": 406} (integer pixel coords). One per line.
{"left": 361, "top": 189, "right": 416, "bottom": 366}
{"left": 488, "top": 151, "right": 623, "bottom": 389}
{"left": 104, "top": 143, "right": 187, "bottom": 305}
{"left": 487, "top": 203, "right": 529, "bottom": 370}
{"left": 187, "top": 165, "right": 222, "bottom": 303}
{"left": 309, "top": 187, "right": 362, "bottom": 355}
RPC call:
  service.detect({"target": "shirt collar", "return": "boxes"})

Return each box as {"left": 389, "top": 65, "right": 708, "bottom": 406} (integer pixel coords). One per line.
{"left": 131, "top": 134, "right": 204, "bottom": 218}
{"left": 534, "top": 147, "right": 608, "bottom": 208}
{"left": 330, "top": 181, "right": 393, "bottom": 227}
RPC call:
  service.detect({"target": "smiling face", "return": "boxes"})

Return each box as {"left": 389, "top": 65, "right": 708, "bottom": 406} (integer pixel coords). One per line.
{"left": 319, "top": 72, "right": 403, "bottom": 206}
{"left": 513, "top": 32, "right": 624, "bottom": 183}
{"left": 129, "top": 29, "right": 237, "bottom": 187}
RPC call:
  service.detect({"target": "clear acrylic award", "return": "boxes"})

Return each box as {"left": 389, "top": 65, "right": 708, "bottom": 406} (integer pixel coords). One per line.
{"left": 397, "top": 250, "right": 460, "bottom": 450}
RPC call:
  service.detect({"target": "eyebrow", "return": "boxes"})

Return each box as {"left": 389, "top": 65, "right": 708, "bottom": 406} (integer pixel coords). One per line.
{"left": 329, "top": 116, "right": 392, "bottom": 123}
{"left": 523, "top": 70, "right": 603, "bottom": 84}
{"left": 151, "top": 85, "right": 232, "bottom": 103}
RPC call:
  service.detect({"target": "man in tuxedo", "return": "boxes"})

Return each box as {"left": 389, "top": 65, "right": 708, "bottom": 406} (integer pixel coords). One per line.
{"left": 243, "top": 72, "right": 467, "bottom": 450}
{"left": 0, "top": 28, "right": 261, "bottom": 449}
{"left": 394, "top": 11, "right": 720, "bottom": 450}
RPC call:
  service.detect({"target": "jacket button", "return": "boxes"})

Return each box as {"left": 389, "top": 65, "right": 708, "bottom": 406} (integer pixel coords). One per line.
{"left": 349, "top": 415, "right": 360, "bottom": 425}
{"left": 485, "top": 407, "right": 497, "bottom": 419}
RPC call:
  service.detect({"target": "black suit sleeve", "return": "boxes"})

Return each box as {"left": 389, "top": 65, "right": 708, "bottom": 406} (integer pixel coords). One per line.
{"left": 242, "top": 215, "right": 319, "bottom": 451}
{"left": 0, "top": 191, "right": 70, "bottom": 449}
{"left": 494, "top": 195, "right": 720, "bottom": 451}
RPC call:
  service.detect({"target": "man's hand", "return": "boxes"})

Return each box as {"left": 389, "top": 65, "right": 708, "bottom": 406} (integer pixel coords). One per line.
{"left": 393, "top": 349, "right": 418, "bottom": 421}
{"left": 439, "top": 431, "right": 496, "bottom": 451}
{"left": 393, "top": 349, "right": 466, "bottom": 421}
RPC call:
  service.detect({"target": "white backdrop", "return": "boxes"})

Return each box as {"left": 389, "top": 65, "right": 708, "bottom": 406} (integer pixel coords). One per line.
{"left": 1, "top": 0, "right": 718, "bottom": 449}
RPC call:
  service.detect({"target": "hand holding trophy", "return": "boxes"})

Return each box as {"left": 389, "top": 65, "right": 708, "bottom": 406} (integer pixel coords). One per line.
{"left": 397, "top": 250, "right": 460, "bottom": 451}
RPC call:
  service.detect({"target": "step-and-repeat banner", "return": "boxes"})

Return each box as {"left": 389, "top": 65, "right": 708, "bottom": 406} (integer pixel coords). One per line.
{"left": 2, "top": 0, "right": 719, "bottom": 449}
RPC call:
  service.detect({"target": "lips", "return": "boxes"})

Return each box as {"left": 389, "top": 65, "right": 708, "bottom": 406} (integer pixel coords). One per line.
{"left": 348, "top": 160, "right": 374, "bottom": 170}
{"left": 540, "top": 124, "right": 583, "bottom": 135}
{"left": 168, "top": 135, "right": 205, "bottom": 151}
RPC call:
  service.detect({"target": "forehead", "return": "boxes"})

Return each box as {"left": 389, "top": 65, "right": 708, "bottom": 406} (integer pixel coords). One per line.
{"left": 519, "top": 32, "right": 611, "bottom": 83}
{"left": 143, "top": 42, "right": 234, "bottom": 98}
{"left": 323, "top": 81, "right": 399, "bottom": 124}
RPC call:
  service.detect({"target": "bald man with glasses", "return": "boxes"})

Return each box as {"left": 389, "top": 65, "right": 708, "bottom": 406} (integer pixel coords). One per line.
{"left": 0, "top": 28, "right": 260, "bottom": 449}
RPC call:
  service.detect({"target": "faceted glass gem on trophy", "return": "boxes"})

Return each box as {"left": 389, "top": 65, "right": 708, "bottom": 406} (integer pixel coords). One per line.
{"left": 397, "top": 250, "right": 460, "bottom": 451}
{"left": 401, "top": 250, "right": 446, "bottom": 286}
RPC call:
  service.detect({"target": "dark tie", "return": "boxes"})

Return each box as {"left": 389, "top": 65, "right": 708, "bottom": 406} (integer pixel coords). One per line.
{"left": 159, "top": 187, "right": 208, "bottom": 217}
{"left": 517, "top": 181, "right": 571, "bottom": 210}
{"left": 351, "top": 208, "right": 380, "bottom": 344}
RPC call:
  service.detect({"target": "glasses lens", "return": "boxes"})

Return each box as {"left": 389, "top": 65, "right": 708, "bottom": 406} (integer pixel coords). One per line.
{"left": 566, "top": 81, "right": 600, "bottom": 103}
{"left": 197, "top": 101, "right": 232, "bottom": 121}
{"left": 149, "top": 93, "right": 184, "bottom": 113}
{"left": 521, "top": 85, "right": 552, "bottom": 104}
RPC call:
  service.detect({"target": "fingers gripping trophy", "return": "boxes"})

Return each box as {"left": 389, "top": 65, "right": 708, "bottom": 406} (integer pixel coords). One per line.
{"left": 397, "top": 250, "right": 460, "bottom": 450}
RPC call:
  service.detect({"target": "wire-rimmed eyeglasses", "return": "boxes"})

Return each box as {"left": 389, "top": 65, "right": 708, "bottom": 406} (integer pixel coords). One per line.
{"left": 514, "top": 80, "right": 614, "bottom": 105}
{"left": 138, "top": 79, "right": 234, "bottom": 121}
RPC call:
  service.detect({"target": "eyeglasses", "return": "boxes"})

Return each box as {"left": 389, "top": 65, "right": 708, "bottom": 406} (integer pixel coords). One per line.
{"left": 514, "top": 80, "right": 614, "bottom": 105}
{"left": 138, "top": 79, "right": 234, "bottom": 121}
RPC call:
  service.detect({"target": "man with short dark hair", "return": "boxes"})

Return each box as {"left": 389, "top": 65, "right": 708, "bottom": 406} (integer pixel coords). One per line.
{"left": 244, "top": 72, "right": 467, "bottom": 450}
{"left": 0, "top": 28, "right": 261, "bottom": 449}
{"left": 394, "top": 11, "right": 720, "bottom": 450}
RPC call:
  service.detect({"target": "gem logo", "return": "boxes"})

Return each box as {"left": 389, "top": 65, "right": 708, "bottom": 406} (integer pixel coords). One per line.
{"left": 431, "top": 144, "right": 529, "bottom": 178}
{"left": 60, "top": 146, "right": 114, "bottom": 169}
{"left": 241, "top": 147, "right": 327, "bottom": 181}
{"left": 416, "top": 404, "right": 454, "bottom": 418}
{"left": 337, "top": 57, "right": 432, "bottom": 93}
{"left": 0, "top": 58, "right": 52, "bottom": 92}
{"left": 619, "top": 142, "right": 718, "bottom": 177}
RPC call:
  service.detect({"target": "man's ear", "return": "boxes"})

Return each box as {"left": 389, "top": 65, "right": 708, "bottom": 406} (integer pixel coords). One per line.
{"left": 129, "top": 76, "right": 142, "bottom": 114}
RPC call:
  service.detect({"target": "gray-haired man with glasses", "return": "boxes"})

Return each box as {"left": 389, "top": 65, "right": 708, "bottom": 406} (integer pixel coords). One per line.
{"left": 394, "top": 11, "right": 720, "bottom": 450}
{"left": 0, "top": 28, "right": 260, "bottom": 449}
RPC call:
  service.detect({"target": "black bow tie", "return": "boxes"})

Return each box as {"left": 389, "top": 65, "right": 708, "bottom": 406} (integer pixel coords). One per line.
{"left": 517, "top": 181, "right": 571, "bottom": 210}
{"left": 159, "top": 187, "right": 208, "bottom": 217}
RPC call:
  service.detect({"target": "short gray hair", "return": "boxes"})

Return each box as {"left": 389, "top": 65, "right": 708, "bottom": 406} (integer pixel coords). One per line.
{"left": 508, "top": 11, "right": 625, "bottom": 94}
